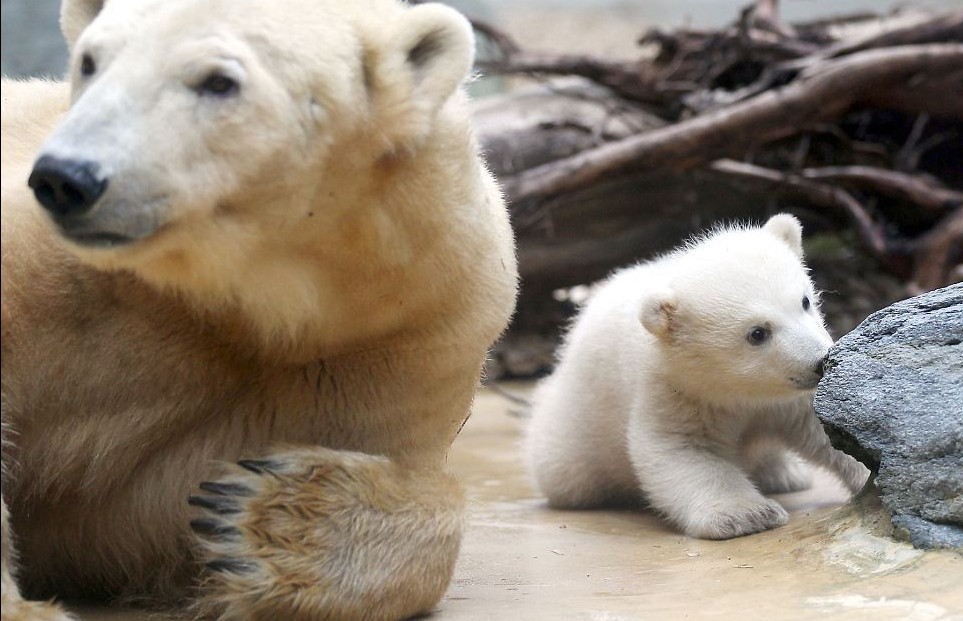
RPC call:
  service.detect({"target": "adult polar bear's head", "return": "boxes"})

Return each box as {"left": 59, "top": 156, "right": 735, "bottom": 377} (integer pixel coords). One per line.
{"left": 29, "top": 0, "right": 474, "bottom": 265}
{"left": 640, "top": 214, "right": 834, "bottom": 405}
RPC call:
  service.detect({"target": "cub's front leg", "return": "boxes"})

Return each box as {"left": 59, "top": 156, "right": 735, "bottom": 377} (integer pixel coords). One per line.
{"left": 189, "top": 447, "right": 464, "bottom": 621}
{"left": 778, "top": 408, "right": 869, "bottom": 495}
{"left": 743, "top": 437, "right": 814, "bottom": 495}
{"left": 629, "top": 426, "right": 788, "bottom": 539}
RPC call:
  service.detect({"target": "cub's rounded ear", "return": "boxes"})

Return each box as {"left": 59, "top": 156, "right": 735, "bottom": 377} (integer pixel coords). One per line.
{"left": 640, "top": 287, "right": 678, "bottom": 340}
{"left": 762, "top": 213, "right": 804, "bottom": 257}
{"left": 364, "top": 3, "right": 474, "bottom": 150}
{"left": 61, "top": 0, "right": 105, "bottom": 51}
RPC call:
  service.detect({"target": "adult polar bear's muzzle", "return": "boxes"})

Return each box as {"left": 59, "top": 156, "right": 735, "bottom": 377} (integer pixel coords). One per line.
{"left": 29, "top": 151, "right": 154, "bottom": 248}
{"left": 28, "top": 78, "right": 172, "bottom": 250}
{"left": 28, "top": 149, "right": 164, "bottom": 248}
{"left": 28, "top": 155, "right": 148, "bottom": 249}
{"left": 29, "top": 155, "right": 109, "bottom": 228}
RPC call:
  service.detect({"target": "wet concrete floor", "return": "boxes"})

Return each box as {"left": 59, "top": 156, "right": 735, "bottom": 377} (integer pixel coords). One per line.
{"left": 77, "top": 384, "right": 962, "bottom": 620}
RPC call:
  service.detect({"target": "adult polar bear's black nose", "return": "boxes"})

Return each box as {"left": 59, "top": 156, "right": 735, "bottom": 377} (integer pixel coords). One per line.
{"left": 29, "top": 156, "right": 108, "bottom": 218}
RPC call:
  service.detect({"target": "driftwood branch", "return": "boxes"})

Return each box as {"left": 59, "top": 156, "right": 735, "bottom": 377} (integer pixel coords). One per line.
{"left": 498, "top": 44, "right": 963, "bottom": 205}
{"left": 707, "top": 159, "right": 895, "bottom": 268}
{"left": 909, "top": 208, "right": 963, "bottom": 294}
{"left": 821, "top": 9, "right": 963, "bottom": 59}
{"left": 797, "top": 166, "right": 962, "bottom": 214}
{"left": 476, "top": 10, "right": 963, "bottom": 115}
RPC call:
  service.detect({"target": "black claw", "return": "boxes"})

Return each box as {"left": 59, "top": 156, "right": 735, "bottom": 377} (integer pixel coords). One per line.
{"left": 237, "top": 459, "right": 283, "bottom": 474}
{"left": 206, "top": 558, "right": 258, "bottom": 575}
{"left": 189, "top": 518, "right": 242, "bottom": 541}
{"left": 188, "top": 495, "right": 241, "bottom": 515}
{"left": 199, "top": 481, "right": 253, "bottom": 497}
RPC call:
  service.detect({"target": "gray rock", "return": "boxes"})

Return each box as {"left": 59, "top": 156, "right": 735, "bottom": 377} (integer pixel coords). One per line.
{"left": 814, "top": 283, "right": 963, "bottom": 550}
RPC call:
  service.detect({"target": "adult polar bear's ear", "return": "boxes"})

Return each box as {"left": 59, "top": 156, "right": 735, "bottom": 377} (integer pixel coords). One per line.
{"left": 640, "top": 287, "right": 678, "bottom": 341}
{"left": 762, "top": 213, "right": 804, "bottom": 257}
{"left": 61, "top": 0, "right": 105, "bottom": 51}
{"left": 364, "top": 3, "right": 474, "bottom": 149}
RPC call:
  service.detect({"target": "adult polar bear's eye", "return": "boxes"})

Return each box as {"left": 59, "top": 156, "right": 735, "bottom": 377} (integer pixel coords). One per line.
{"left": 802, "top": 295, "right": 811, "bottom": 311}
{"left": 747, "top": 326, "right": 771, "bottom": 346}
{"left": 196, "top": 72, "right": 240, "bottom": 98}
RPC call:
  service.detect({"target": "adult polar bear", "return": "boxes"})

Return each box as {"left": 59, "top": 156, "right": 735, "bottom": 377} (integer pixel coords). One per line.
{"left": 0, "top": 0, "right": 517, "bottom": 619}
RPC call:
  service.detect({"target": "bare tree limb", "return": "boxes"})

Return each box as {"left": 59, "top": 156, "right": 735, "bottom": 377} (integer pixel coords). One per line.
{"left": 499, "top": 44, "right": 963, "bottom": 205}
{"left": 822, "top": 9, "right": 963, "bottom": 59}
{"left": 469, "top": 15, "right": 521, "bottom": 56}
{"left": 798, "top": 166, "right": 963, "bottom": 214}
{"left": 908, "top": 208, "right": 963, "bottom": 293}
{"left": 473, "top": 12, "right": 963, "bottom": 115}
{"left": 707, "top": 159, "right": 894, "bottom": 266}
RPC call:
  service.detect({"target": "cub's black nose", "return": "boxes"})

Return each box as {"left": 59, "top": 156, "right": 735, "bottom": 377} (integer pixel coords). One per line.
{"left": 814, "top": 354, "right": 828, "bottom": 379}
{"left": 28, "top": 155, "right": 107, "bottom": 218}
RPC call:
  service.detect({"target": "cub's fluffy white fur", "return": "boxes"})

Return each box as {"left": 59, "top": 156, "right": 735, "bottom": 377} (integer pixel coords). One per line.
{"left": 527, "top": 214, "right": 867, "bottom": 539}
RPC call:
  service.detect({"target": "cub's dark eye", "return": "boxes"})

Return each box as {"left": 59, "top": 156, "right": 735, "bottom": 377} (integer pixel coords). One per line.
{"left": 802, "top": 295, "right": 811, "bottom": 311}
{"left": 747, "top": 326, "right": 771, "bottom": 346}
{"left": 80, "top": 54, "right": 96, "bottom": 77}
{"left": 196, "top": 72, "right": 239, "bottom": 97}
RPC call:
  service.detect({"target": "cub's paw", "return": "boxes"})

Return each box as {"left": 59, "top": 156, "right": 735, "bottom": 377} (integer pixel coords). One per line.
{"left": 685, "top": 498, "right": 789, "bottom": 540}
{"left": 753, "top": 456, "right": 813, "bottom": 495}
{"left": 188, "top": 448, "right": 463, "bottom": 621}
{"left": 0, "top": 598, "right": 75, "bottom": 621}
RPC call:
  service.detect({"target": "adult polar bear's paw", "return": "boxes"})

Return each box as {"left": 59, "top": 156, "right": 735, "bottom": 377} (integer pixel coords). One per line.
{"left": 189, "top": 448, "right": 464, "bottom": 621}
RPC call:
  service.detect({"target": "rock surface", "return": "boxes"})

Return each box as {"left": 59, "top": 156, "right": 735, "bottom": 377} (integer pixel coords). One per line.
{"left": 814, "top": 283, "right": 963, "bottom": 550}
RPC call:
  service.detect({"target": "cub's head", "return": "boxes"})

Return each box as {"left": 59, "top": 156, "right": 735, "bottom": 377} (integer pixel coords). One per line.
{"left": 29, "top": 0, "right": 473, "bottom": 276}
{"left": 640, "top": 214, "right": 833, "bottom": 405}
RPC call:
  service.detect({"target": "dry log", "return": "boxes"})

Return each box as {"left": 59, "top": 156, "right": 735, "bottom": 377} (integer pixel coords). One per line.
{"left": 707, "top": 159, "right": 895, "bottom": 270}
{"left": 909, "top": 209, "right": 963, "bottom": 294}
{"left": 476, "top": 10, "right": 963, "bottom": 115}
{"left": 820, "top": 9, "right": 963, "bottom": 59}
{"left": 499, "top": 44, "right": 963, "bottom": 206}
{"left": 797, "top": 166, "right": 962, "bottom": 215}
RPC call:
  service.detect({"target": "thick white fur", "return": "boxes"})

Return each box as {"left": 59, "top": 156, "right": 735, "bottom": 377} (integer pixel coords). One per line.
{"left": 527, "top": 215, "right": 867, "bottom": 540}
{"left": 1, "top": 0, "right": 517, "bottom": 618}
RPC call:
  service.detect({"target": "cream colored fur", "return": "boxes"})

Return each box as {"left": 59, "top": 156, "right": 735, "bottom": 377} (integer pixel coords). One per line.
{"left": 0, "top": 0, "right": 517, "bottom": 619}
{"left": 527, "top": 215, "right": 867, "bottom": 540}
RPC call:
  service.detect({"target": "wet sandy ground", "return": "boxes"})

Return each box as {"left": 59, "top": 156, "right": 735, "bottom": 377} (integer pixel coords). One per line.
{"left": 77, "top": 384, "right": 962, "bottom": 620}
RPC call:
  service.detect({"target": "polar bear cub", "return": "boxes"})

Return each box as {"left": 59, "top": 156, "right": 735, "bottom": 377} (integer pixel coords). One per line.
{"left": 527, "top": 214, "right": 867, "bottom": 539}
